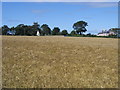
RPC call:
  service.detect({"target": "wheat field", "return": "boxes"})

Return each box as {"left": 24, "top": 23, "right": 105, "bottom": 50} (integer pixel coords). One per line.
{"left": 2, "top": 36, "right": 118, "bottom": 88}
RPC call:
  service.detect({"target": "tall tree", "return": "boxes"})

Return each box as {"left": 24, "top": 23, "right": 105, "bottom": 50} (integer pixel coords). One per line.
{"left": 2, "top": 25, "right": 9, "bottom": 35}
{"left": 52, "top": 27, "right": 60, "bottom": 35}
{"left": 41, "top": 24, "right": 51, "bottom": 35}
{"left": 61, "top": 30, "right": 68, "bottom": 35}
{"left": 73, "top": 21, "right": 88, "bottom": 35}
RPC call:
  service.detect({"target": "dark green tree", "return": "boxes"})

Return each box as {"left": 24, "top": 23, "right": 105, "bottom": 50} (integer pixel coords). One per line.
{"left": 15, "top": 23, "right": 40, "bottom": 36}
{"left": 10, "top": 27, "right": 15, "bottom": 31}
{"left": 33, "top": 22, "right": 40, "bottom": 29}
{"left": 0, "top": 27, "right": 2, "bottom": 35}
{"left": 2, "top": 25, "right": 9, "bottom": 35}
{"left": 52, "top": 27, "right": 60, "bottom": 35}
{"left": 61, "top": 30, "right": 68, "bottom": 35}
{"left": 39, "top": 30, "right": 45, "bottom": 36}
{"left": 31, "top": 22, "right": 40, "bottom": 36}
{"left": 10, "top": 27, "right": 16, "bottom": 35}
{"left": 87, "top": 33, "right": 91, "bottom": 36}
{"left": 73, "top": 21, "right": 88, "bottom": 35}
{"left": 70, "top": 30, "right": 76, "bottom": 36}
{"left": 25, "top": 26, "right": 36, "bottom": 36}
{"left": 21, "top": 25, "right": 29, "bottom": 35}
{"left": 41, "top": 24, "right": 51, "bottom": 35}
{"left": 15, "top": 24, "right": 25, "bottom": 35}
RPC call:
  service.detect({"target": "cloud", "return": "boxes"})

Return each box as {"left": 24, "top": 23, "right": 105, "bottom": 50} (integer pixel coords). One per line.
{"left": 64, "top": 2, "right": 118, "bottom": 8}
{"left": 7, "top": 19, "right": 21, "bottom": 22}
{"left": 2, "top": 0, "right": 120, "bottom": 2}
{"left": 86, "top": 2, "right": 118, "bottom": 8}
{"left": 32, "top": 10, "right": 48, "bottom": 14}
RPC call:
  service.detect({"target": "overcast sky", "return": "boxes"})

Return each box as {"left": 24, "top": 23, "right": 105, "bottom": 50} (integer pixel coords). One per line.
{"left": 2, "top": 2, "right": 118, "bottom": 34}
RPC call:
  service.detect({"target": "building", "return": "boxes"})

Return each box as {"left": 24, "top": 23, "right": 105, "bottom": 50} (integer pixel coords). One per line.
{"left": 109, "top": 28, "right": 120, "bottom": 37}
{"left": 7, "top": 30, "right": 16, "bottom": 35}
{"left": 97, "top": 28, "right": 120, "bottom": 37}
{"left": 97, "top": 30, "right": 110, "bottom": 36}
{"left": 36, "top": 30, "right": 40, "bottom": 36}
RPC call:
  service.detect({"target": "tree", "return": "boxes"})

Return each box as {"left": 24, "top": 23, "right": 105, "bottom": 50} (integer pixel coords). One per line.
{"left": 15, "top": 24, "right": 25, "bottom": 35}
{"left": 52, "top": 27, "right": 60, "bottom": 35}
{"left": 9, "top": 27, "right": 16, "bottom": 35}
{"left": 41, "top": 24, "right": 51, "bottom": 35}
{"left": 73, "top": 21, "right": 88, "bottom": 35}
{"left": 2, "top": 25, "right": 9, "bottom": 35}
{"left": 31, "top": 22, "right": 40, "bottom": 36}
{"left": 0, "top": 27, "right": 2, "bottom": 35}
{"left": 70, "top": 30, "right": 76, "bottom": 36}
{"left": 87, "top": 33, "right": 91, "bottom": 36}
{"left": 61, "top": 30, "right": 68, "bottom": 35}
{"left": 33, "top": 22, "right": 40, "bottom": 29}
{"left": 22, "top": 25, "right": 29, "bottom": 35}
{"left": 10, "top": 27, "right": 15, "bottom": 31}
{"left": 25, "top": 26, "right": 37, "bottom": 36}
{"left": 15, "top": 23, "right": 40, "bottom": 36}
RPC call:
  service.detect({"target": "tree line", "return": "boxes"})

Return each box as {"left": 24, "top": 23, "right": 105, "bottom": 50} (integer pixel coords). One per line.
{"left": 1, "top": 21, "right": 88, "bottom": 36}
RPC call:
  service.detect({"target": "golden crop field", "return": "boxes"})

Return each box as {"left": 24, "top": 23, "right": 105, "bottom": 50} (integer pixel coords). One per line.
{"left": 2, "top": 36, "right": 118, "bottom": 88}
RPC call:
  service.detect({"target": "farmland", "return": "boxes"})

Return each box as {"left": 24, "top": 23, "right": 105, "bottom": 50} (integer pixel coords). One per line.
{"left": 2, "top": 36, "right": 118, "bottom": 88}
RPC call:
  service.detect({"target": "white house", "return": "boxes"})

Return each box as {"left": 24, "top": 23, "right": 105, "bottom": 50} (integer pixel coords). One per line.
{"left": 97, "top": 33, "right": 109, "bottom": 36}
{"left": 109, "top": 28, "right": 120, "bottom": 37}
{"left": 97, "top": 28, "right": 120, "bottom": 37}
{"left": 7, "top": 30, "right": 16, "bottom": 35}
{"left": 97, "top": 30, "right": 109, "bottom": 36}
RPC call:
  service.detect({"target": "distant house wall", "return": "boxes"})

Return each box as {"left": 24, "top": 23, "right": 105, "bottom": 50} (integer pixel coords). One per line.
{"left": 7, "top": 30, "right": 15, "bottom": 35}
{"left": 117, "top": 33, "right": 120, "bottom": 37}
{"left": 109, "top": 28, "right": 120, "bottom": 37}
{"left": 36, "top": 31, "right": 40, "bottom": 36}
{"left": 109, "top": 31, "right": 116, "bottom": 35}
{"left": 97, "top": 29, "right": 119, "bottom": 37}
{"left": 97, "top": 33, "right": 109, "bottom": 36}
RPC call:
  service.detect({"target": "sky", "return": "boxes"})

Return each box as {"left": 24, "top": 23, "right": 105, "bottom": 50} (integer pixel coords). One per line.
{"left": 2, "top": 2, "right": 118, "bottom": 34}
{"left": 1, "top": 0, "right": 120, "bottom": 2}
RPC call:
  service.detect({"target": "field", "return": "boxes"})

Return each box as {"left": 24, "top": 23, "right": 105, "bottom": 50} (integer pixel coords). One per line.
{"left": 2, "top": 36, "right": 118, "bottom": 88}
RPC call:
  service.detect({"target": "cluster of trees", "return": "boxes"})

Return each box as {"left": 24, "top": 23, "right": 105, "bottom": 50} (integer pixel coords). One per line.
{"left": 1, "top": 21, "right": 88, "bottom": 36}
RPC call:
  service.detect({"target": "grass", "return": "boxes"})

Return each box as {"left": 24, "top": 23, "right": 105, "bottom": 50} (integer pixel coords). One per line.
{"left": 2, "top": 36, "right": 118, "bottom": 88}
